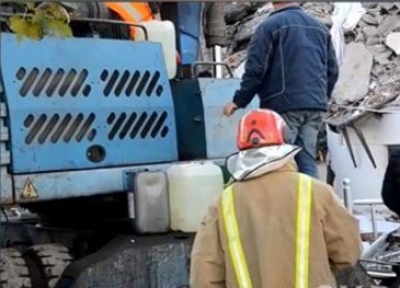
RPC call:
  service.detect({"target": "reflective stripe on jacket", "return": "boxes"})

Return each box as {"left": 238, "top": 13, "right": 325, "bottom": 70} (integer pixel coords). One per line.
{"left": 221, "top": 174, "right": 312, "bottom": 288}
{"left": 105, "top": 2, "right": 153, "bottom": 38}
{"left": 190, "top": 163, "right": 362, "bottom": 288}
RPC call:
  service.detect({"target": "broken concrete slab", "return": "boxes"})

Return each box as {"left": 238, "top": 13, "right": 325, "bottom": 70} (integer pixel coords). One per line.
{"left": 370, "top": 57, "right": 400, "bottom": 98}
{"left": 363, "top": 26, "right": 377, "bottom": 37}
{"left": 234, "top": 12, "right": 270, "bottom": 44}
{"left": 379, "top": 2, "right": 400, "bottom": 13}
{"left": 365, "top": 35, "right": 380, "bottom": 46}
{"left": 373, "top": 49, "right": 392, "bottom": 65}
{"left": 376, "top": 15, "right": 400, "bottom": 37}
{"left": 368, "top": 45, "right": 393, "bottom": 64}
{"left": 361, "top": 13, "right": 379, "bottom": 26}
{"left": 225, "top": 50, "right": 247, "bottom": 72}
{"left": 355, "top": 32, "right": 365, "bottom": 43}
{"left": 386, "top": 32, "right": 400, "bottom": 55}
{"left": 332, "top": 43, "right": 373, "bottom": 104}
{"left": 224, "top": 2, "right": 265, "bottom": 25}
{"left": 362, "top": 2, "right": 378, "bottom": 10}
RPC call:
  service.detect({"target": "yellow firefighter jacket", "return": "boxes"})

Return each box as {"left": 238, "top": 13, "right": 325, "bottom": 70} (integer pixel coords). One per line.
{"left": 190, "top": 162, "right": 362, "bottom": 288}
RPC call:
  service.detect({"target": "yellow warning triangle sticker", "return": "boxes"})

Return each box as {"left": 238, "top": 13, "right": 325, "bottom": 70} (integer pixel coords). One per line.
{"left": 21, "top": 178, "right": 38, "bottom": 199}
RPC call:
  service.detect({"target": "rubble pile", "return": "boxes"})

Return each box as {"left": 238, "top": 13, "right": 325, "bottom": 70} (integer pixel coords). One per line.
{"left": 223, "top": 2, "right": 400, "bottom": 113}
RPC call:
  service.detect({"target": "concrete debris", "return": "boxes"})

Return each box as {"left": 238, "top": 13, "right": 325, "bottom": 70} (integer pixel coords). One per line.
{"left": 379, "top": 2, "right": 400, "bottom": 13}
{"left": 332, "top": 43, "right": 373, "bottom": 104}
{"left": 235, "top": 12, "right": 270, "bottom": 44}
{"left": 369, "top": 44, "right": 392, "bottom": 65}
{"left": 224, "top": 2, "right": 266, "bottom": 25}
{"left": 225, "top": 50, "right": 247, "bottom": 73}
{"left": 225, "top": 3, "right": 273, "bottom": 54}
{"left": 361, "top": 13, "right": 379, "bottom": 26}
{"left": 386, "top": 32, "right": 400, "bottom": 55}
{"left": 222, "top": 2, "right": 400, "bottom": 112}
{"left": 375, "top": 15, "right": 400, "bottom": 37}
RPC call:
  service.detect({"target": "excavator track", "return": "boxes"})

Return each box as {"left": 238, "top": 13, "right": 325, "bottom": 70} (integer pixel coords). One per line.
{"left": 23, "top": 244, "right": 73, "bottom": 288}
{"left": 0, "top": 248, "right": 32, "bottom": 288}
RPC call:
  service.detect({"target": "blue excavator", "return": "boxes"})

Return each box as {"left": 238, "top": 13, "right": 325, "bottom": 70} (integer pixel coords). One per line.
{"left": 0, "top": 2, "right": 259, "bottom": 287}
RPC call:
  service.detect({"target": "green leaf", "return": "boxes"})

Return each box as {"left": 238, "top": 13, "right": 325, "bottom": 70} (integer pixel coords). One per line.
{"left": 25, "top": 22, "right": 42, "bottom": 40}
{"left": 8, "top": 3, "right": 73, "bottom": 41}
{"left": 44, "top": 19, "right": 72, "bottom": 38}
{"left": 31, "top": 9, "right": 46, "bottom": 26}
{"left": 9, "top": 16, "right": 26, "bottom": 33}
{"left": 9, "top": 16, "right": 29, "bottom": 41}
{"left": 9, "top": 15, "right": 43, "bottom": 41}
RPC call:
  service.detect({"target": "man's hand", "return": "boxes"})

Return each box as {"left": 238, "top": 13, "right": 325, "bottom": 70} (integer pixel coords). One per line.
{"left": 223, "top": 102, "right": 238, "bottom": 117}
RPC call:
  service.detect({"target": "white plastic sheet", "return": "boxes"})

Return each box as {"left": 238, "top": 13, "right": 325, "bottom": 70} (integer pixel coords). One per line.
{"left": 330, "top": 2, "right": 366, "bottom": 66}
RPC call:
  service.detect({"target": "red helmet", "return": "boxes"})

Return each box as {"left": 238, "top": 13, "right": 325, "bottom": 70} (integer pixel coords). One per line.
{"left": 237, "top": 109, "right": 286, "bottom": 150}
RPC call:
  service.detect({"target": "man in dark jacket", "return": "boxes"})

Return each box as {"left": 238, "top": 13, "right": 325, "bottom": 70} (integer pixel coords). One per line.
{"left": 223, "top": 2, "right": 339, "bottom": 178}
{"left": 382, "top": 147, "right": 400, "bottom": 216}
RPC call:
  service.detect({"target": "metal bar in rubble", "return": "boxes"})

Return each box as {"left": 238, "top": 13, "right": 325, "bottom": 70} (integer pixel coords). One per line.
{"left": 342, "top": 178, "right": 388, "bottom": 242}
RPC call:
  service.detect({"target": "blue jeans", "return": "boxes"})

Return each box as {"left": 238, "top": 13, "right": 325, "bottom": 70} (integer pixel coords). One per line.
{"left": 280, "top": 110, "right": 324, "bottom": 179}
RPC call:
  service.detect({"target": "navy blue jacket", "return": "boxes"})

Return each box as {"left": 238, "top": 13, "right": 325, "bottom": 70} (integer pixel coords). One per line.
{"left": 382, "top": 148, "right": 400, "bottom": 216}
{"left": 233, "top": 6, "right": 339, "bottom": 114}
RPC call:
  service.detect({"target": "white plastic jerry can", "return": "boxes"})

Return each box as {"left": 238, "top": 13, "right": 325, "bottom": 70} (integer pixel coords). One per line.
{"left": 167, "top": 162, "right": 224, "bottom": 232}
{"left": 135, "top": 20, "right": 177, "bottom": 79}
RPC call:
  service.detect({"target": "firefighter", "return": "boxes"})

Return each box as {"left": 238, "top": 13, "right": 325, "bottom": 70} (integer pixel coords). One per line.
{"left": 190, "top": 109, "right": 362, "bottom": 288}
{"left": 105, "top": 2, "right": 159, "bottom": 39}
